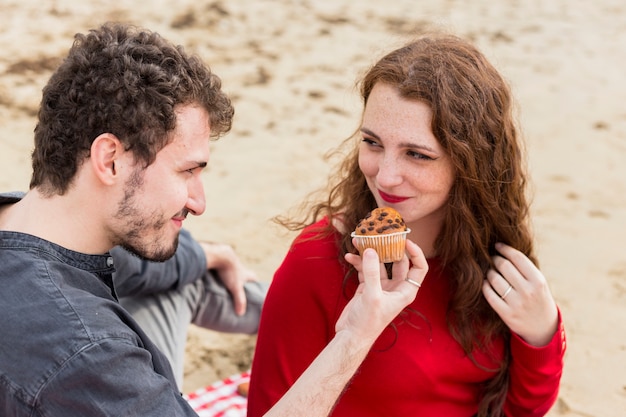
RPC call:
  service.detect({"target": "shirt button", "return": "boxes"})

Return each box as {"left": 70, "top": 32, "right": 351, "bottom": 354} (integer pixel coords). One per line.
{"left": 106, "top": 257, "right": 114, "bottom": 267}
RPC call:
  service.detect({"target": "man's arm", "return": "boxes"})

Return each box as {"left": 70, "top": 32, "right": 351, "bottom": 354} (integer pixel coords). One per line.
{"left": 265, "top": 240, "right": 428, "bottom": 416}
{"left": 265, "top": 329, "right": 373, "bottom": 417}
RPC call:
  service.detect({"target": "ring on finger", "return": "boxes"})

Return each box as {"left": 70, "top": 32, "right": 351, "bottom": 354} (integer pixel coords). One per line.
{"left": 405, "top": 277, "right": 421, "bottom": 288}
{"left": 501, "top": 284, "right": 513, "bottom": 300}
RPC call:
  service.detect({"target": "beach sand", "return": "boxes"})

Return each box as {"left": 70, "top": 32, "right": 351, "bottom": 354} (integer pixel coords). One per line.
{"left": 1, "top": 1, "right": 625, "bottom": 415}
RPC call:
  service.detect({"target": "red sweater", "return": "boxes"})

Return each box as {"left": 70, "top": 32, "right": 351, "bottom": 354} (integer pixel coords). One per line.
{"left": 247, "top": 218, "right": 565, "bottom": 416}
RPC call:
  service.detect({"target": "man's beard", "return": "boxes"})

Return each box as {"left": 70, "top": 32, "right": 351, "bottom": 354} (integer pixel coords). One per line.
{"left": 113, "top": 168, "right": 179, "bottom": 262}
{"left": 120, "top": 234, "right": 179, "bottom": 263}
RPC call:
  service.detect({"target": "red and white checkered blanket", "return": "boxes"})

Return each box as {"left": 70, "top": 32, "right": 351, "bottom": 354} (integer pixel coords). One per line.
{"left": 184, "top": 371, "right": 250, "bottom": 417}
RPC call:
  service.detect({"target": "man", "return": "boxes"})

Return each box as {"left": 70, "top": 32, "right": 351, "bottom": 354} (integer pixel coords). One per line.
{"left": 0, "top": 23, "right": 425, "bottom": 416}
{"left": 0, "top": 187, "right": 266, "bottom": 392}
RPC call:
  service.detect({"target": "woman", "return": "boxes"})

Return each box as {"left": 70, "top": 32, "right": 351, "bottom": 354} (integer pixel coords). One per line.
{"left": 247, "top": 33, "right": 565, "bottom": 417}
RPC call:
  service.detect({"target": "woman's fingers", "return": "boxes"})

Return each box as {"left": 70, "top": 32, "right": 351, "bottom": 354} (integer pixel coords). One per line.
{"left": 494, "top": 242, "right": 542, "bottom": 284}
{"left": 483, "top": 243, "right": 559, "bottom": 346}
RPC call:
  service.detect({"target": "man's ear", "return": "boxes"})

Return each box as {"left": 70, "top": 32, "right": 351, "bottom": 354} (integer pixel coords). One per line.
{"left": 90, "top": 133, "right": 124, "bottom": 185}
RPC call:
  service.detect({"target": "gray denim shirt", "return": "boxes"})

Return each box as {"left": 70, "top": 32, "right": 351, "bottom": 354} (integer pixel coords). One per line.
{"left": 0, "top": 192, "right": 198, "bottom": 416}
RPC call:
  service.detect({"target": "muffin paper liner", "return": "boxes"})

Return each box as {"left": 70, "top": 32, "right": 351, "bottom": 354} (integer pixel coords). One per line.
{"left": 350, "top": 229, "right": 411, "bottom": 263}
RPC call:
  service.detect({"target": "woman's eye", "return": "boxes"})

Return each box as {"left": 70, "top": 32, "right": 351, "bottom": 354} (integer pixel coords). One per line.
{"left": 362, "top": 137, "right": 380, "bottom": 146}
{"left": 408, "top": 150, "right": 433, "bottom": 160}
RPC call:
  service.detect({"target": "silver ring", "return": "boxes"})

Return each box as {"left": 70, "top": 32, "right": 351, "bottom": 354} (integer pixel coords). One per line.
{"left": 405, "top": 277, "right": 421, "bottom": 288}
{"left": 501, "top": 284, "right": 513, "bottom": 300}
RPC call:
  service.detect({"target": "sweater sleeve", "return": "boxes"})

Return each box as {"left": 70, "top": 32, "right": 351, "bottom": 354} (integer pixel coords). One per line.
{"left": 247, "top": 223, "right": 346, "bottom": 417}
{"left": 112, "top": 228, "right": 207, "bottom": 297}
{"left": 504, "top": 310, "right": 566, "bottom": 416}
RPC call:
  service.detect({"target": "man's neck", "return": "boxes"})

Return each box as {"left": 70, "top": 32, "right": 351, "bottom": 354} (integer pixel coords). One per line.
{"left": 0, "top": 189, "right": 113, "bottom": 254}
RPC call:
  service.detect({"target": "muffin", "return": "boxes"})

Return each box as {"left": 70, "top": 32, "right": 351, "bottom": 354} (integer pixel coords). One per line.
{"left": 351, "top": 207, "right": 410, "bottom": 263}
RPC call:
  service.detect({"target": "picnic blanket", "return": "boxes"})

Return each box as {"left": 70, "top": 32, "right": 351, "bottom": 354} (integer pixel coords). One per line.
{"left": 185, "top": 371, "right": 250, "bottom": 417}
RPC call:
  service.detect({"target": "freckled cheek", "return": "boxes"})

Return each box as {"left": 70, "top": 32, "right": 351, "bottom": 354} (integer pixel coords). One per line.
{"left": 428, "top": 169, "right": 455, "bottom": 196}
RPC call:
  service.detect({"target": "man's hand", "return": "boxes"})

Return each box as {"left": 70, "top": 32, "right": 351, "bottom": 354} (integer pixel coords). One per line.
{"left": 199, "top": 242, "right": 258, "bottom": 316}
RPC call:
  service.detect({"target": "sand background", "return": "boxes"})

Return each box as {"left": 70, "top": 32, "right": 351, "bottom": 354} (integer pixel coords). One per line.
{"left": 1, "top": 1, "right": 625, "bottom": 415}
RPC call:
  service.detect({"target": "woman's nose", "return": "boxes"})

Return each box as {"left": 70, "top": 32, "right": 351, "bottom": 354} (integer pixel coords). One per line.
{"left": 376, "top": 156, "right": 403, "bottom": 187}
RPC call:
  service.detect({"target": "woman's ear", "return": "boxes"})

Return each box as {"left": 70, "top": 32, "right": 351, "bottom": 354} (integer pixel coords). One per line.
{"left": 90, "top": 133, "right": 123, "bottom": 185}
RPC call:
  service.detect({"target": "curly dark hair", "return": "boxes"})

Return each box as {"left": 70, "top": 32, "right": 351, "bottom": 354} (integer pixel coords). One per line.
{"left": 30, "top": 22, "right": 234, "bottom": 196}
{"left": 278, "top": 33, "right": 536, "bottom": 416}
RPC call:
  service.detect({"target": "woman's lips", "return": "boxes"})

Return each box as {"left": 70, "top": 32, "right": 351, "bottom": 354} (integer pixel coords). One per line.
{"left": 379, "top": 190, "right": 409, "bottom": 204}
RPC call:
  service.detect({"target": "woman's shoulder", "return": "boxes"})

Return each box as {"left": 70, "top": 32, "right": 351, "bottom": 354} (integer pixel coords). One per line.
{"left": 294, "top": 216, "right": 338, "bottom": 243}
{"left": 275, "top": 216, "right": 348, "bottom": 288}
{"left": 283, "top": 216, "right": 345, "bottom": 262}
